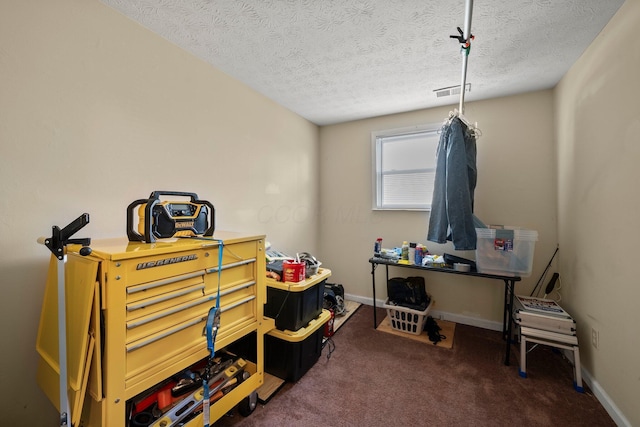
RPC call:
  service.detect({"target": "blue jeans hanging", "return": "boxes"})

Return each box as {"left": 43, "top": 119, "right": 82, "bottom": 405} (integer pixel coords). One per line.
{"left": 427, "top": 117, "right": 478, "bottom": 250}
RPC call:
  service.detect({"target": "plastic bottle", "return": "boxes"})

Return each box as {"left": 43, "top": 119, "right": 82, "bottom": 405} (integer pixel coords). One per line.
{"left": 415, "top": 244, "right": 423, "bottom": 265}
{"left": 401, "top": 241, "right": 409, "bottom": 262}
{"left": 374, "top": 238, "right": 383, "bottom": 255}
{"left": 409, "top": 243, "right": 417, "bottom": 264}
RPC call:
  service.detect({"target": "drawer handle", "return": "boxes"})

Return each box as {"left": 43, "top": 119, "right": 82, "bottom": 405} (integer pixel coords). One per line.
{"left": 206, "top": 258, "right": 256, "bottom": 273}
{"left": 220, "top": 295, "right": 256, "bottom": 313}
{"left": 126, "top": 284, "right": 205, "bottom": 311}
{"left": 126, "top": 316, "right": 205, "bottom": 352}
{"left": 218, "top": 281, "right": 256, "bottom": 298}
{"left": 127, "top": 296, "right": 214, "bottom": 329}
{"left": 127, "top": 271, "right": 205, "bottom": 294}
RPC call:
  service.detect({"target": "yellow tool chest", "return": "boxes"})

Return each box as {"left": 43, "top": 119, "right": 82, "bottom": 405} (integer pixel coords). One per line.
{"left": 36, "top": 231, "right": 274, "bottom": 426}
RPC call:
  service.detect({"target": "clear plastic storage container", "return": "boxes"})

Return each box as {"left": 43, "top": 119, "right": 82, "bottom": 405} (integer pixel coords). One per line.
{"left": 475, "top": 228, "right": 538, "bottom": 277}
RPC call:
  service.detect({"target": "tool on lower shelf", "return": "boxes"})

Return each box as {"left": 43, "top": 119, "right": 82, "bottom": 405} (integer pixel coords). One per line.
{"left": 150, "top": 358, "right": 248, "bottom": 427}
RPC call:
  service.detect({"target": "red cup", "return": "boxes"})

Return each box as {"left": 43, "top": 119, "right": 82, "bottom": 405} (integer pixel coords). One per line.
{"left": 282, "top": 260, "right": 305, "bottom": 282}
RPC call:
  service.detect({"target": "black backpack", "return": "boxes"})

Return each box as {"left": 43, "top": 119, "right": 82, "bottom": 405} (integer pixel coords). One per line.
{"left": 387, "top": 276, "right": 429, "bottom": 311}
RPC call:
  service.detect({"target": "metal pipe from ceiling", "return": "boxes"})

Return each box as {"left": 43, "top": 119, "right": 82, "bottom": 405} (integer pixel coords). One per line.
{"left": 459, "top": 0, "right": 473, "bottom": 114}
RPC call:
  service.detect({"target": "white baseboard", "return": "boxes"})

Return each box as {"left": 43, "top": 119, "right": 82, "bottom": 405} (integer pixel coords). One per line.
{"left": 429, "top": 310, "right": 503, "bottom": 331}
{"left": 347, "top": 293, "right": 630, "bottom": 426}
{"left": 580, "top": 369, "right": 631, "bottom": 427}
{"left": 344, "top": 293, "right": 376, "bottom": 307}
{"left": 346, "top": 294, "right": 503, "bottom": 331}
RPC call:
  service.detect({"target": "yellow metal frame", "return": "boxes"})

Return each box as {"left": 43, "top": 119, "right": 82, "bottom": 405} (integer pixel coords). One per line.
{"left": 36, "top": 231, "right": 273, "bottom": 427}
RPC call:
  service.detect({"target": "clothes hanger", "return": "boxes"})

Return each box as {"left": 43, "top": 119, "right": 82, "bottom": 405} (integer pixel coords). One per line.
{"left": 443, "top": 108, "right": 482, "bottom": 138}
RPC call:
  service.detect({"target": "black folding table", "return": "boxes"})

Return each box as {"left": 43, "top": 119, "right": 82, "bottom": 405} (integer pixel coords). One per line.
{"left": 369, "top": 257, "right": 521, "bottom": 365}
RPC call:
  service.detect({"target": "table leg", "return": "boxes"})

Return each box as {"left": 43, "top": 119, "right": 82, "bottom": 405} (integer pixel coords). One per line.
{"left": 504, "top": 279, "right": 515, "bottom": 366}
{"left": 371, "top": 262, "right": 377, "bottom": 328}
{"left": 502, "top": 280, "right": 509, "bottom": 338}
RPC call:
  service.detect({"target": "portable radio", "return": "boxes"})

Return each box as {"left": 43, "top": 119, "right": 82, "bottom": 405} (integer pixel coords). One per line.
{"left": 127, "top": 191, "right": 215, "bottom": 243}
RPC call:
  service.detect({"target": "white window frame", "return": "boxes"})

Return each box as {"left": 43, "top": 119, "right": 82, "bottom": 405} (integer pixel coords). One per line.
{"left": 371, "top": 123, "right": 441, "bottom": 211}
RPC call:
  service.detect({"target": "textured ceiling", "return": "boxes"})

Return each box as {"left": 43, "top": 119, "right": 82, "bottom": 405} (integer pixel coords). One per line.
{"left": 100, "top": 0, "right": 624, "bottom": 126}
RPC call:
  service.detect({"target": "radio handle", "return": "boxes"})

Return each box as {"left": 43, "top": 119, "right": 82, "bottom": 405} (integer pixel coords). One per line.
{"left": 126, "top": 199, "right": 148, "bottom": 242}
{"left": 148, "top": 191, "right": 199, "bottom": 203}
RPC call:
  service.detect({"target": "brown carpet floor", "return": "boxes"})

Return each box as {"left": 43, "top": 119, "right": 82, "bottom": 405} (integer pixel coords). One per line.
{"left": 215, "top": 304, "right": 615, "bottom": 427}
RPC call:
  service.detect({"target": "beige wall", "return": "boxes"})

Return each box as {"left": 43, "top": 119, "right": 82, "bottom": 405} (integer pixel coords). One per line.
{"left": 0, "top": 1, "right": 318, "bottom": 425}
{"left": 2, "top": 0, "right": 636, "bottom": 425}
{"left": 319, "top": 90, "right": 558, "bottom": 328}
{"left": 555, "top": 1, "right": 639, "bottom": 425}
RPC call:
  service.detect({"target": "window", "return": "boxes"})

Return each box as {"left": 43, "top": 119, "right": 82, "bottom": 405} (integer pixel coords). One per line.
{"left": 372, "top": 124, "right": 441, "bottom": 210}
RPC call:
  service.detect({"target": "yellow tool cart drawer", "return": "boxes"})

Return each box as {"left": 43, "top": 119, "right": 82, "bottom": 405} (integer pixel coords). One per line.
{"left": 36, "top": 231, "right": 274, "bottom": 427}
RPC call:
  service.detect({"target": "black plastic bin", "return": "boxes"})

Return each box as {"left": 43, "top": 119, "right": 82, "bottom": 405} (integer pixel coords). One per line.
{"left": 264, "top": 310, "right": 330, "bottom": 382}
{"left": 264, "top": 269, "right": 329, "bottom": 331}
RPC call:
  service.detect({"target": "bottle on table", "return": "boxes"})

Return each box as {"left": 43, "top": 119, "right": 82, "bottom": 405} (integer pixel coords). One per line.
{"left": 401, "top": 241, "right": 409, "bottom": 262}
{"left": 374, "top": 238, "right": 383, "bottom": 255}
{"left": 409, "top": 243, "right": 417, "bottom": 264}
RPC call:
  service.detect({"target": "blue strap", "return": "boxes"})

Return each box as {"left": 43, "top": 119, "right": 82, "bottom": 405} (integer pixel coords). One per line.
{"left": 202, "top": 379, "right": 211, "bottom": 425}
{"left": 205, "top": 240, "right": 224, "bottom": 354}
{"left": 203, "top": 239, "right": 224, "bottom": 427}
